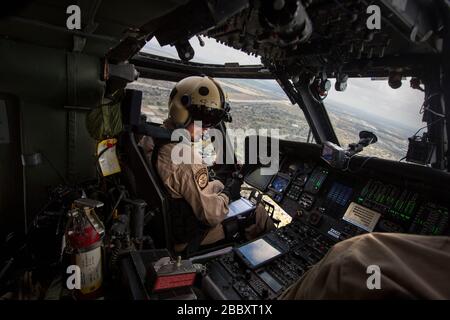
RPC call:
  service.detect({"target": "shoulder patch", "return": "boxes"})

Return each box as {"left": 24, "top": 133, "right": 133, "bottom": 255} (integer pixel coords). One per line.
{"left": 194, "top": 167, "right": 209, "bottom": 189}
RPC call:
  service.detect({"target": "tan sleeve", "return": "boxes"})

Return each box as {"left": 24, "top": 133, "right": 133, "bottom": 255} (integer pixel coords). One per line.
{"left": 280, "top": 233, "right": 450, "bottom": 300}
{"left": 172, "top": 162, "right": 230, "bottom": 227}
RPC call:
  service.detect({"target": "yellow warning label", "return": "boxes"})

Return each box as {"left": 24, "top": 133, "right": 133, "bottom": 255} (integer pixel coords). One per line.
{"left": 97, "top": 139, "right": 121, "bottom": 177}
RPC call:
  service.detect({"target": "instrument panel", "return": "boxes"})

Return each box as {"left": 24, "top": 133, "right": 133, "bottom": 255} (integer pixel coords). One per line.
{"left": 248, "top": 154, "right": 450, "bottom": 240}
{"left": 202, "top": 147, "right": 450, "bottom": 300}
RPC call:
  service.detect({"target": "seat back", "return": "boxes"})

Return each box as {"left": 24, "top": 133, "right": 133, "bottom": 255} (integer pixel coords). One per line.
{"left": 119, "top": 89, "right": 172, "bottom": 249}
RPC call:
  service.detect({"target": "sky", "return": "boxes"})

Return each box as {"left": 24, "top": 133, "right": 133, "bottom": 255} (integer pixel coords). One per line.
{"left": 142, "top": 36, "right": 425, "bottom": 129}
{"left": 143, "top": 37, "right": 261, "bottom": 64}
{"left": 327, "top": 78, "right": 424, "bottom": 129}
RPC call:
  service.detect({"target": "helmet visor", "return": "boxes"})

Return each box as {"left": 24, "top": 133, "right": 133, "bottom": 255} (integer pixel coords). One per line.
{"left": 187, "top": 104, "right": 229, "bottom": 128}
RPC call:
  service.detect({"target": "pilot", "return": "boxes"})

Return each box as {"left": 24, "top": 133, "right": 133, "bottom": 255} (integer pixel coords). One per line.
{"left": 279, "top": 232, "right": 450, "bottom": 299}
{"left": 145, "top": 76, "right": 274, "bottom": 253}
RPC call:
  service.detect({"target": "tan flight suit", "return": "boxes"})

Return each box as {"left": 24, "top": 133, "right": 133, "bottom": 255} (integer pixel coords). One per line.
{"left": 142, "top": 124, "right": 273, "bottom": 252}
{"left": 280, "top": 233, "right": 450, "bottom": 299}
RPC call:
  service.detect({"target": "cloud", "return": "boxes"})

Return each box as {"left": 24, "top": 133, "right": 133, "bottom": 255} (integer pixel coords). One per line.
{"left": 327, "top": 78, "right": 425, "bottom": 129}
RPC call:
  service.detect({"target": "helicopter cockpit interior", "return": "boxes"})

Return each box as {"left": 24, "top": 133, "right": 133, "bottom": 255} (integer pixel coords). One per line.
{"left": 0, "top": 0, "right": 449, "bottom": 301}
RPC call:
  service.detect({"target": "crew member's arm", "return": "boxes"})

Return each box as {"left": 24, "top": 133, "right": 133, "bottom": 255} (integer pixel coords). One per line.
{"left": 279, "top": 233, "right": 450, "bottom": 299}
{"left": 172, "top": 162, "right": 230, "bottom": 227}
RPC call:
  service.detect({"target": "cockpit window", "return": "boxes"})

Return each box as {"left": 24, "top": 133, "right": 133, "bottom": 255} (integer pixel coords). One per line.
{"left": 127, "top": 78, "right": 174, "bottom": 124}
{"left": 325, "top": 78, "right": 425, "bottom": 161}
{"left": 223, "top": 78, "right": 312, "bottom": 163}
{"left": 127, "top": 77, "right": 312, "bottom": 165}
{"left": 142, "top": 37, "right": 261, "bottom": 65}
{"left": 223, "top": 78, "right": 311, "bottom": 143}
{"left": 134, "top": 38, "right": 313, "bottom": 163}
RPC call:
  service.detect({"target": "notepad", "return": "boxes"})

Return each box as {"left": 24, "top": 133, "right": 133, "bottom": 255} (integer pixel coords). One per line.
{"left": 226, "top": 198, "right": 256, "bottom": 218}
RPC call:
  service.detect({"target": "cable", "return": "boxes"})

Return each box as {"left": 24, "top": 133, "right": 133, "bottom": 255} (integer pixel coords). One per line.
{"left": 399, "top": 118, "right": 445, "bottom": 164}
{"left": 410, "top": 25, "right": 434, "bottom": 43}
{"left": 343, "top": 153, "right": 356, "bottom": 172}
{"left": 412, "top": 117, "right": 444, "bottom": 138}
{"left": 106, "top": 189, "right": 126, "bottom": 225}
{"left": 346, "top": 156, "right": 376, "bottom": 173}
{"left": 97, "top": 143, "right": 114, "bottom": 160}
{"left": 95, "top": 141, "right": 118, "bottom": 179}
{"left": 425, "top": 108, "right": 446, "bottom": 118}
{"left": 420, "top": 93, "right": 444, "bottom": 117}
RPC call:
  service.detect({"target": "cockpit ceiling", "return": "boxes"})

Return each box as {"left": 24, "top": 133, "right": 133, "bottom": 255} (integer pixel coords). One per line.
{"left": 0, "top": 0, "right": 447, "bottom": 79}
{"left": 202, "top": 0, "right": 444, "bottom": 78}
{"left": 0, "top": 0, "right": 190, "bottom": 57}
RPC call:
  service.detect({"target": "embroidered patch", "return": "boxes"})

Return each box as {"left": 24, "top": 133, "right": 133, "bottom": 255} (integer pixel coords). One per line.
{"left": 195, "top": 167, "right": 208, "bottom": 189}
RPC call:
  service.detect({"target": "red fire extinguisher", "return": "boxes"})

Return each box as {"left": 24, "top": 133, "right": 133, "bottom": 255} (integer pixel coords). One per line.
{"left": 65, "top": 199, "right": 105, "bottom": 299}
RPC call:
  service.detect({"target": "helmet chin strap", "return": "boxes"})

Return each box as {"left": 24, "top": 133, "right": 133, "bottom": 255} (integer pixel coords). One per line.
{"left": 166, "top": 115, "right": 191, "bottom": 129}
{"left": 182, "top": 116, "right": 193, "bottom": 128}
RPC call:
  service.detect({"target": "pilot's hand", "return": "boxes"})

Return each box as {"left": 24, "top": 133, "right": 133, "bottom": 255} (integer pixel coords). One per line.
{"left": 222, "top": 175, "right": 243, "bottom": 201}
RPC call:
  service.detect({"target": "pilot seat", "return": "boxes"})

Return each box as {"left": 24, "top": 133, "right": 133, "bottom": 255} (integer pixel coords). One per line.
{"left": 117, "top": 89, "right": 248, "bottom": 257}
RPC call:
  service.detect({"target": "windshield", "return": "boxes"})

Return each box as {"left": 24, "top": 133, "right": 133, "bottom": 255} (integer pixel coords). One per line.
{"left": 325, "top": 78, "right": 424, "bottom": 161}
{"left": 137, "top": 38, "right": 313, "bottom": 161}
{"left": 137, "top": 39, "right": 424, "bottom": 162}
{"left": 128, "top": 78, "right": 173, "bottom": 124}
{"left": 143, "top": 36, "right": 261, "bottom": 65}
{"left": 223, "top": 78, "right": 311, "bottom": 142}
{"left": 127, "top": 77, "right": 311, "bottom": 161}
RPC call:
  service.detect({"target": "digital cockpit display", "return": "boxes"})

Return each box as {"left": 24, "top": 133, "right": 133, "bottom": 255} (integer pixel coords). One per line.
{"left": 270, "top": 175, "right": 289, "bottom": 193}
{"left": 235, "top": 238, "right": 283, "bottom": 269}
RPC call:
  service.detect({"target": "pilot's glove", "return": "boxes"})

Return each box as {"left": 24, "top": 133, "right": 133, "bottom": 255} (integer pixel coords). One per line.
{"left": 210, "top": 169, "right": 227, "bottom": 185}
{"left": 222, "top": 174, "right": 243, "bottom": 201}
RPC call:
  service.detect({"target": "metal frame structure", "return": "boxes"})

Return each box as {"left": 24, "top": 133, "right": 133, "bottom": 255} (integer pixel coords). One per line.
{"left": 131, "top": 52, "right": 273, "bottom": 81}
